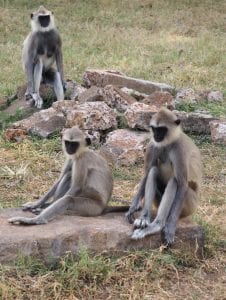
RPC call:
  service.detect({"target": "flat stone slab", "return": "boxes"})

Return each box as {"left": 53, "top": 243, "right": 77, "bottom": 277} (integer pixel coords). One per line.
{"left": 0, "top": 209, "right": 204, "bottom": 263}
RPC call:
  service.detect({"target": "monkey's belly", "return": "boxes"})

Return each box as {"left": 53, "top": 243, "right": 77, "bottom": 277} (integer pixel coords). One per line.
{"left": 159, "top": 162, "right": 173, "bottom": 184}
{"left": 40, "top": 55, "right": 54, "bottom": 69}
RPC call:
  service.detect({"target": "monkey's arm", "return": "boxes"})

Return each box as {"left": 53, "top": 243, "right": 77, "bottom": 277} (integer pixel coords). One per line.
{"left": 24, "top": 36, "right": 36, "bottom": 96}
{"left": 22, "top": 159, "right": 72, "bottom": 211}
{"left": 126, "top": 145, "right": 158, "bottom": 223}
{"left": 55, "top": 47, "right": 65, "bottom": 87}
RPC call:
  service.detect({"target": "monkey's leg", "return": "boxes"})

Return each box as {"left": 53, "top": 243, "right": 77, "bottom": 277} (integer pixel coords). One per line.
{"left": 67, "top": 197, "right": 104, "bottom": 217}
{"left": 9, "top": 195, "right": 72, "bottom": 225}
{"left": 31, "top": 59, "right": 43, "bottom": 108}
{"left": 125, "top": 176, "right": 146, "bottom": 223}
{"left": 132, "top": 178, "right": 177, "bottom": 239}
{"left": 53, "top": 71, "right": 64, "bottom": 100}
{"left": 162, "top": 187, "right": 196, "bottom": 245}
{"left": 134, "top": 167, "right": 159, "bottom": 229}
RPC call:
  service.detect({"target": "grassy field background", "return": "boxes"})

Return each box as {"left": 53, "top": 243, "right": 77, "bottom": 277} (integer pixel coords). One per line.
{"left": 0, "top": 0, "right": 226, "bottom": 299}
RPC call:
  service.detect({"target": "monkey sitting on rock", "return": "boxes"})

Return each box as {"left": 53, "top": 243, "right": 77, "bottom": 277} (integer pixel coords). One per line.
{"left": 22, "top": 6, "right": 65, "bottom": 109}
{"left": 8, "top": 127, "right": 128, "bottom": 225}
{"left": 126, "top": 108, "right": 202, "bottom": 245}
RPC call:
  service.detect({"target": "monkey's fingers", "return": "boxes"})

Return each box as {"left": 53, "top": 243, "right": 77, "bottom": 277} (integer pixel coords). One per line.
{"left": 133, "top": 217, "right": 151, "bottom": 229}
{"left": 31, "top": 93, "right": 43, "bottom": 109}
{"left": 125, "top": 210, "right": 135, "bottom": 224}
{"left": 22, "top": 202, "right": 39, "bottom": 211}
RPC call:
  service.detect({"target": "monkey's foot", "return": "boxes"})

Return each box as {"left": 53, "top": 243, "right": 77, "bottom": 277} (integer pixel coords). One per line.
{"left": 31, "top": 93, "right": 43, "bottom": 109}
{"left": 8, "top": 216, "right": 47, "bottom": 225}
{"left": 131, "top": 222, "right": 162, "bottom": 239}
{"left": 161, "top": 226, "right": 175, "bottom": 246}
{"left": 133, "top": 216, "right": 151, "bottom": 229}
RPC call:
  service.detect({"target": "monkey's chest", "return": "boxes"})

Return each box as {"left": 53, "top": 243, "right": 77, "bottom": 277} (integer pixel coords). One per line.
{"left": 158, "top": 160, "right": 173, "bottom": 184}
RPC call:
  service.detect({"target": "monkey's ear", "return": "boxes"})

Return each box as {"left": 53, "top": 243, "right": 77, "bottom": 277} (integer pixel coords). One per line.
{"left": 175, "top": 119, "right": 181, "bottom": 125}
{"left": 30, "top": 13, "right": 34, "bottom": 19}
{"left": 85, "top": 137, "right": 91, "bottom": 146}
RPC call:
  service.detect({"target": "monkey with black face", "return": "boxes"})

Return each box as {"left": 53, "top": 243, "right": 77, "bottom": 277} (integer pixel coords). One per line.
{"left": 8, "top": 127, "right": 128, "bottom": 225}
{"left": 126, "top": 108, "right": 202, "bottom": 245}
{"left": 23, "top": 6, "right": 64, "bottom": 109}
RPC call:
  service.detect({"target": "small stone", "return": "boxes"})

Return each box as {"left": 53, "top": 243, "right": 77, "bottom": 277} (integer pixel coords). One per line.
{"left": 142, "top": 91, "right": 175, "bottom": 109}
{"left": 3, "top": 128, "right": 28, "bottom": 142}
{"left": 64, "top": 80, "right": 87, "bottom": 100}
{"left": 103, "top": 85, "right": 137, "bottom": 113}
{"left": 78, "top": 86, "right": 104, "bottom": 103}
{"left": 120, "top": 87, "right": 148, "bottom": 101}
{"left": 124, "top": 102, "right": 158, "bottom": 131}
{"left": 100, "top": 129, "right": 150, "bottom": 166}
{"left": 209, "top": 119, "right": 226, "bottom": 145}
{"left": 207, "top": 91, "right": 224, "bottom": 103}
{"left": 175, "top": 88, "right": 201, "bottom": 104}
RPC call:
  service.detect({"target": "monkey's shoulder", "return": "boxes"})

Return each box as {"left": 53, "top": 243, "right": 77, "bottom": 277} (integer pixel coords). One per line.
{"left": 79, "top": 149, "right": 109, "bottom": 169}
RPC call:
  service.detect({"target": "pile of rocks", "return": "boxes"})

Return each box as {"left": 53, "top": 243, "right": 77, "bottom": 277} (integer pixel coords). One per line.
{"left": 3, "top": 69, "right": 226, "bottom": 166}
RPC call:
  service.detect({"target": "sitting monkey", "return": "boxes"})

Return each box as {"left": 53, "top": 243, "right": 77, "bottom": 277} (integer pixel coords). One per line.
{"left": 9, "top": 127, "right": 128, "bottom": 225}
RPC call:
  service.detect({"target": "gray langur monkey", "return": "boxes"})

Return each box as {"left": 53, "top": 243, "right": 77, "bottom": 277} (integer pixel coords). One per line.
{"left": 22, "top": 6, "right": 64, "bottom": 109}
{"left": 8, "top": 127, "right": 129, "bottom": 225}
{"left": 126, "top": 108, "right": 202, "bottom": 245}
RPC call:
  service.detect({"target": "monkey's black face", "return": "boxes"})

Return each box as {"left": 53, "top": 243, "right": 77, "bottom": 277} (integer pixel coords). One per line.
{"left": 39, "top": 15, "right": 50, "bottom": 27}
{"left": 65, "top": 141, "right": 80, "bottom": 155}
{"left": 151, "top": 126, "right": 168, "bottom": 142}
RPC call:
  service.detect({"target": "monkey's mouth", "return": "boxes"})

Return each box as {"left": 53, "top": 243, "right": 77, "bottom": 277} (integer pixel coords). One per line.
{"left": 65, "top": 141, "right": 80, "bottom": 155}
{"left": 39, "top": 15, "right": 50, "bottom": 27}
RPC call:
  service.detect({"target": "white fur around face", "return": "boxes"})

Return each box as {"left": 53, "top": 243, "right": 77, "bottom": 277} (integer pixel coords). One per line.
{"left": 31, "top": 15, "right": 55, "bottom": 32}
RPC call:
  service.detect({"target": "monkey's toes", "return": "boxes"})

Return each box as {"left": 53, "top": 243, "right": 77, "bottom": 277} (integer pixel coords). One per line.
{"left": 131, "top": 229, "right": 146, "bottom": 240}
{"left": 134, "top": 217, "right": 150, "bottom": 229}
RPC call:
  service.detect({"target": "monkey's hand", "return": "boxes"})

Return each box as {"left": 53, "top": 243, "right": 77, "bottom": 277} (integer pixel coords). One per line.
{"left": 31, "top": 93, "right": 43, "bottom": 109}
{"left": 22, "top": 201, "right": 40, "bottom": 211}
{"left": 125, "top": 203, "right": 142, "bottom": 224}
{"left": 131, "top": 221, "right": 161, "bottom": 239}
{"left": 8, "top": 216, "right": 47, "bottom": 225}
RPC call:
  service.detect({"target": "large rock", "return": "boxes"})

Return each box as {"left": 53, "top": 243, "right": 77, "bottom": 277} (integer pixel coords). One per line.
{"left": 12, "top": 107, "right": 66, "bottom": 138}
{"left": 83, "top": 69, "right": 174, "bottom": 94}
{"left": 0, "top": 209, "right": 204, "bottom": 263}
{"left": 64, "top": 80, "right": 87, "bottom": 101}
{"left": 175, "top": 110, "right": 218, "bottom": 134}
{"left": 209, "top": 119, "right": 226, "bottom": 145}
{"left": 124, "top": 102, "right": 158, "bottom": 131}
{"left": 100, "top": 129, "right": 150, "bottom": 166}
{"left": 66, "top": 101, "right": 117, "bottom": 131}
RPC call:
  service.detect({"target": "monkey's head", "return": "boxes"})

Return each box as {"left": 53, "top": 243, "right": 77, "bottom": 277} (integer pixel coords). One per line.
{"left": 30, "top": 6, "right": 55, "bottom": 32}
{"left": 150, "top": 108, "right": 181, "bottom": 147}
{"left": 62, "top": 127, "right": 91, "bottom": 158}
